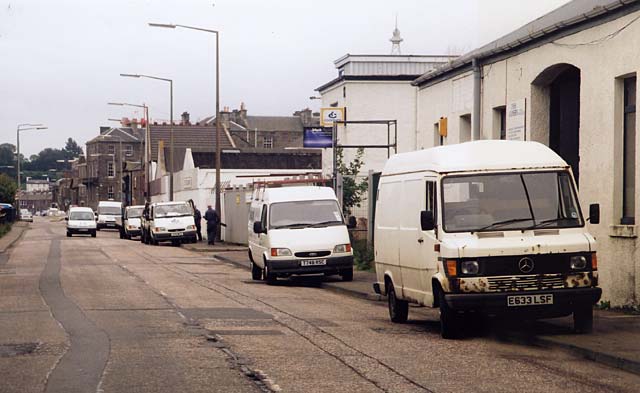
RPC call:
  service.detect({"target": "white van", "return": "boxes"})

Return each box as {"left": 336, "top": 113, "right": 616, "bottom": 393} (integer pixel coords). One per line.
{"left": 373, "top": 141, "right": 602, "bottom": 339}
{"left": 97, "top": 200, "right": 122, "bottom": 230}
{"left": 66, "top": 207, "right": 97, "bottom": 237}
{"left": 140, "top": 201, "right": 197, "bottom": 246}
{"left": 120, "top": 205, "right": 144, "bottom": 239}
{"left": 248, "top": 186, "right": 353, "bottom": 284}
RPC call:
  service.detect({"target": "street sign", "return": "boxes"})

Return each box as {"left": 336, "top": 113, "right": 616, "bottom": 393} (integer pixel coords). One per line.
{"left": 506, "top": 98, "right": 526, "bottom": 141}
{"left": 320, "top": 107, "right": 345, "bottom": 127}
{"left": 303, "top": 127, "right": 333, "bottom": 148}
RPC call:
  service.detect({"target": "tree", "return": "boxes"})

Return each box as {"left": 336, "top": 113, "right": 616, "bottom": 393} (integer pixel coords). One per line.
{"left": 336, "top": 147, "right": 368, "bottom": 216}
{"left": 64, "top": 138, "right": 83, "bottom": 158}
{"left": 0, "top": 174, "right": 17, "bottom": 204}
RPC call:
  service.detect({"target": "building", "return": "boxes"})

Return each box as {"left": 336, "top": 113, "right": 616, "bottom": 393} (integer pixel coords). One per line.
{"left": 82, "top": 126, "right": 145, "bottom": 209}
{"left": 25, "top": 178, "right": 50, "bottom": 193}
{"left": 16, "top": 190, "right": 52, "bottom": 213}
{"left": 408, "top": 0, "right": 640, "bottom": 307}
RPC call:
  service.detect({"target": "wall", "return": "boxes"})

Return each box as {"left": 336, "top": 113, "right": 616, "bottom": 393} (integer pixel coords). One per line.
{"left": 415, "top": 10, "right": 640, "bottom": 306}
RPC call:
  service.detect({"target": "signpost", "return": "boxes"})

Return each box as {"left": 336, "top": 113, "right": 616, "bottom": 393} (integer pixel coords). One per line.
{"left": 506, "top": 98, "right": 526, "bottom": 141}
{"left": 320, "top": 107, "right": 345, "bottom": 127}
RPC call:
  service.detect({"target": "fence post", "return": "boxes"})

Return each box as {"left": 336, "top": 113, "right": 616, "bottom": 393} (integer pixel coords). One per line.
{"left": 336, "top": 173, "right": 344, "bottom": 211}
{"left": 367, "top": 170, "right": 374, "bottom": 247}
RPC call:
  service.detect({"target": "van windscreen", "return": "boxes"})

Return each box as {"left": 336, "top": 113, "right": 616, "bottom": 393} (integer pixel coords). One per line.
{"left": 442, "top": 171, "right": 583, "bottom": 233}
{"left": 98, "top": 206, "right": 121, "bottom": 215}
{"left": 270, "top": 200, "right": 343, "bottom": 229}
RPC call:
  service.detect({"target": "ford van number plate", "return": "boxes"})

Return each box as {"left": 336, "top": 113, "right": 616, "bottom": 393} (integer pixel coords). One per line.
{"left": 300, "top": 259, "right": 326, "bottom": 267}
{"left": 171, "top": 232, "right": 183, "bottom": 237}
{"left": 507, "top": 294, "right": 553, "bottom": 307}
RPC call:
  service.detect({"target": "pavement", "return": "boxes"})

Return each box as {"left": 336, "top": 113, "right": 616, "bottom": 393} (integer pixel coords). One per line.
{"left": 0, "top": 221, "right": 29, "bottom": 253}
{"left": 209, "top": 248, "right": 640, "bottom": 377}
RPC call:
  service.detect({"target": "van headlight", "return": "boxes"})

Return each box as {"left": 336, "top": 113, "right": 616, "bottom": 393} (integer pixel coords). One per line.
{"left": 270, "top": 248, "right": 292, "bottom": 257}
{"left": 186, "top": 225, "right": 196, "bottom": 230}
{"left": 570, "top": 256, "right": 588, "bottom": 270}
{"left": 154, "top": 227, "right": 167, "bottom": 233}
{"left": 333, "top": 244, "right": 352, "bottom": 253}
{"left": 460, "top": 260, "right": 479, "bottom": 275}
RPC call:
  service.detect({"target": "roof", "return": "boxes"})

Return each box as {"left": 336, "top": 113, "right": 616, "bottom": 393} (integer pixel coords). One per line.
{"left": 202, "top": 116, "right": 306, "bottom": 132}
{"left": 261, "top": 186, "right": 337, "bottom": 204}
{"left": 149, "top": 125, "right": 234, "bottom": 161}
{"left": 87, "top": 127, "right": 142, "bottom": 144}
{"left": 381, "top": 141, "right": 568, "bottom": 175}
{"left": 413, "top": 0, "right": 640, "bottom": 86}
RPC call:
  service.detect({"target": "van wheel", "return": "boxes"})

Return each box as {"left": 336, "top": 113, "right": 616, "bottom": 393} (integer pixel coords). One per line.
{"left": 439, "top": 289, "right": 461, "bottom": 339}
{"left": 248, "top": 249, "right": 254, "bottom": 263}
{"left": 387, "top": 283, "right": 409, "bottom": 323}
{"left": 66, "top": 232, "right": 71, "bottom": 237}
{"left": 263, "top": 263, "right": 277, "bottom": 285}
{"left": 340, "top": 268, "right": 353, "bottom": 282}
{"left": 251, "top": 262, "right": 262, "bottom": 280}
{"left": 573, "top": 306, "right": 593, "bottom": 334}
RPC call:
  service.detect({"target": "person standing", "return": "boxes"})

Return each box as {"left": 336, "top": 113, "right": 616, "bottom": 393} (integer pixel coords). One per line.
{"left": 204, "top": 204, "right": 220, "bottom": 245}
{"left": 193, "top": 204, "right": 203, "bottom": 242}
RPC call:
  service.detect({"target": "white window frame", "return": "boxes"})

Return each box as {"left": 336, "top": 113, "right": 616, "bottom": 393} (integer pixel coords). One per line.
{"left": 107, "top": 185, "right": 114, "bottom": 200}
{"left": 125, "top": 144, "right": 133, "bottom": 156}
{"left": 263, "top": 136, "right": 273, "bottom": 149}
{"left": 107, "top": 161, "right": 115, "bottom": 177}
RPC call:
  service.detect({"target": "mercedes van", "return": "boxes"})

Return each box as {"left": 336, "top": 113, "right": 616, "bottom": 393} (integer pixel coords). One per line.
{"left": 96, "top": 200, "right": 122, "bottom": 230}
{"left": 248, "top": 186, "right": 353, "bottom": 284}
{"left": 373, "top": 141, "right": 602, "bottom": 339}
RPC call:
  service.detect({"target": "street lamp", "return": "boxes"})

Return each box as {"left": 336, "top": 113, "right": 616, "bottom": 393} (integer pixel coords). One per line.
{"left": 108, "top": 102, "right": 151, "bottom": 201}
{"left": 16, "top": 124, "right": 47, "bottom": 191}
{"left": 149, "top": 22, "right": 221, "bottom": 238}
{"left": 120, "top": 73, "right": 174, "bottom": 201}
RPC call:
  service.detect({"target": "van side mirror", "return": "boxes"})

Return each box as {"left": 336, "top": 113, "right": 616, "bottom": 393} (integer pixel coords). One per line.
{"left": 588, "top": 203, "right": 600, "bottom": 224}
{"left": 253, "top": 221, "right": 266, "bottom": 234}
{"left": 420, "top": 210, "right": 435, "bottom": 231}
{"left": 65, "top": 217, "right": 68, "bottom": 221}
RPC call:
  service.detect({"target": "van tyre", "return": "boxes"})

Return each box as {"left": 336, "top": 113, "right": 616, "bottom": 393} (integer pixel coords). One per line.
{"left": 573, "top": 306, "right": 594, "bottom": 334}
{"left": 439, "top": 289, "right": 461, "bottom": 339}
{"left": 91, "top": 231, "right": 96, "bottom": 238}
{"left": 263, "top": 263, "right": 277, "bottom": 285}
{"left": 251, "top": 262, "right": 262, "bottom": 280}
{"left": 66, "top": 231, "right": 71, "bottom": 238}
{"left": 340, "top": 268, "right": 353, "bottom": 282}
{"left": 387, "top": 283, "right": 409, "bottom": 323}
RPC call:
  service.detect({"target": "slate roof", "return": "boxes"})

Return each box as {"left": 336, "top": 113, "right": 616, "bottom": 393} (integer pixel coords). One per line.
{"left": 413, "top": 0, "right": 640, "bottom": 86}
{"left": 202, "top": 115, "right": 309, "bottom": 131}
{"left": 87, "top": 127, "right": 141, "bottom": 144}
{"left": 150, "top": 125, "right": 234, "bottom": 162}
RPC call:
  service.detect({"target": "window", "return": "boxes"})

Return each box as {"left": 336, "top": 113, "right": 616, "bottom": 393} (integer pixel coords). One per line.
{"left": 459, "top": 114, "right": 471, "bottom": 143}
{"left": 493, "top": 106, "right": 507, "bottom": 140}
{"left": 107, "top": 144, "right": 115, "bottom": 155}
{"left": 125, "top": 145, "right": 133, "bottom": 156}
{"left": 622, "top": 76, "right": 636, "bottom": 224}
{"left": 107, "top": 161, "right": 114, "bottom": 177}
{"left": 426, "top": 181, "right": 436, "bottom": 214}
{"left": 434, "top": 123, "right": 443, "bottom": 146}
{"left": 107, "top": 185, "right": 114, "bottom": 199}
{"left": 263, "top": 136, "right": 273, "bottom": 149}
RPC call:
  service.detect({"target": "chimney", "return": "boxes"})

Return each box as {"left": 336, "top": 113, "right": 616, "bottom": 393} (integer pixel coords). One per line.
{"left": 220, "top": 107, "right": 231, "bottom": 129}
{"left": 99, "top": 126, "right": 110, "bottom": 134}
{"left": 239, "top": 102, "right": 248, "bottom": 127}
{"left": 296, "top": 108, "right": 313, "bottom": 126}
{"left": 181, "top": 111, "right": 190, "bottom": 125}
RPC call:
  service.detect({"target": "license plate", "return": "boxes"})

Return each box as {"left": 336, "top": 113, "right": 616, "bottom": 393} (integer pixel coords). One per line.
{"left": 300, "top": 259, "right": 327, "bottom": 267}
{"left": 171, "top": 232, "right": 183, "bottom": 237}
{"left": 78, "top": 229, "right": 88, "bottom": 232}
{"left": 107, "top": 224, "right": 115, "bottom": 227}
{"left": 507, "top": 294, "right": 554, "bottom": 307}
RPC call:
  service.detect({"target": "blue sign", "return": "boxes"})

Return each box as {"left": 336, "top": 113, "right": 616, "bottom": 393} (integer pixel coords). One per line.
{"left": 303, "top": 127, "right": 333, "bottom": 148}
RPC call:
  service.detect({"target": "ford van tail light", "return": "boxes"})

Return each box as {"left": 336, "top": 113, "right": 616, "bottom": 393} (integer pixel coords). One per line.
{"left": 333, "top": 244, "right": 352, "bottom": 253}
{"left": 271, "top": 248, "right": 292, "bottom": 257}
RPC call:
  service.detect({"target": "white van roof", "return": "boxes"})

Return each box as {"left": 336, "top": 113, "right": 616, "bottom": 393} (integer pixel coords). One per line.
{"left": 69, "top": 207, "right": 94, "bottom": 213}
{"left": 98, "top": 201, "right": 122, "bottom": 206}
{"left": 259, "top": 186, "right": 337, "bottom": 204}
{"left": 382, "top": 141, "right": 569, "bottom": 176}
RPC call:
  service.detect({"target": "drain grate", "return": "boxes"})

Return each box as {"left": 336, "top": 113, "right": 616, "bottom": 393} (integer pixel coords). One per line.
{"left": 208, "top": 329, "right": 284, "bottom": 336}
{"left": 0, "top": 342, "right": 39, "bottom": 357}
{"left": 180, "top": 308, "right": 273, "bottom": 320}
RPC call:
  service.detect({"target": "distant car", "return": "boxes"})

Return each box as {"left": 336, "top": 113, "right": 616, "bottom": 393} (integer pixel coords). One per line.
{"left": 19, "top": 209, "right": 33, "bottom": 222}
{"left": 120, "top": 205, "right": 144, "bottom": 240}
{"left": 66, "top": 207, "right": 97, "bottom": 237}
{"left": 47, "top": 208, "right": 59, "bottom": 216}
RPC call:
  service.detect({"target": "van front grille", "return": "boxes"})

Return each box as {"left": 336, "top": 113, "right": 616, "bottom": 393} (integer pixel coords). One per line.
{"left": 295, "top": 251, "right": 331, "bottom": 258}
{"left": 488, "top": 274, "right": 565, "bottom": 292}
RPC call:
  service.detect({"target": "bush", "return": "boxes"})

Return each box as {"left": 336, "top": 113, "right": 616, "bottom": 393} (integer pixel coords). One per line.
{"left": 352, "top": 239, "right": 374, "bottom": 271}
{"left": 0, "top": 223, "right": 11, "bottom": 239}
{"left": 0, "top": 174, "right": 17, "bottom": 204}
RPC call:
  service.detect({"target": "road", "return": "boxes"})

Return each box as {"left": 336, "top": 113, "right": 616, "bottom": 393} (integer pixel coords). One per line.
{"left": 1, "top": 218, "right": 639, "bottom": 393}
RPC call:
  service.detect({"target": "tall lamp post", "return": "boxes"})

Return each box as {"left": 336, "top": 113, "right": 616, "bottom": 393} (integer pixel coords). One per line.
{"left": 16, "top": 124, "right": 47, "bottom": 191}
{"left": 108, "top": 102, "right": 151, "bottom": 201}
{"left": 149, "top": 22, "right": 221, "bottom": 238}
{"left": 120, "top": 73, "right": 174, "bottom": 201}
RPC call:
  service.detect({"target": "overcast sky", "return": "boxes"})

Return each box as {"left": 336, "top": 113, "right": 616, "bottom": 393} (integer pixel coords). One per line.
{"left": 1, "top": 0, "right": 569, "bottom": 157}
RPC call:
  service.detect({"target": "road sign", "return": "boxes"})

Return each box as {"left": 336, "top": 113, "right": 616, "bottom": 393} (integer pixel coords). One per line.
{"left": 320, "top": 107, "right": 345, "bottom": 127}
{"left": 303, "top": 127, "right": 333, "bottom": 148}
{"left": 506, "top": 98, "right": 526, "bottom": 141}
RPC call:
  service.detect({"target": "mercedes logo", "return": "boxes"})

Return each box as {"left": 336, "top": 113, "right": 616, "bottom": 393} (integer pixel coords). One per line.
{"left": 518, "top": 257, "right": 535, "bottom": 273}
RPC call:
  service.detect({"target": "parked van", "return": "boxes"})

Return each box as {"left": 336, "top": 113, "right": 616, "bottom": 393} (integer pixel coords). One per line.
{"left": 97, "top": 200, "right": 122, "bottom": 230}
{"left": 248, "top": 186, "right": 353, "bottom": 284}
{"left": 66, "top": 207, "right": 97, "bottom": 237}
{"left": 141, "top": 201, "right": 197, "bottom": 246}
{"left": 373, "top": 141, "right": 602, "bottom": 339}
{"left": 120, "top": 205, "right": 144, "bottom": 239}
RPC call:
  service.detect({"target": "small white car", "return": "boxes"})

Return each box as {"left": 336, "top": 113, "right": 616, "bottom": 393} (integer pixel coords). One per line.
{"left": 141, "top": 201, "right": 197, "bottom": 246}
{"left": 96, "top": 201, "right": 122, "bottom": 230}
{"left": 248, "top": 186, "right": 353, "bottom": 284}
{"left": 120, "top": 205, "right": 144, "bottom": 240}
{"left": 19, "top": 209, "right": 33, "bottom": 222}
{"left": 66, "top": 207, "right": 97, "bottom": 237}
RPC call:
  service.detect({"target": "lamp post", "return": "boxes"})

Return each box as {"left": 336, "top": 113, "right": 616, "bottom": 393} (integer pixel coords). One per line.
{"left": 108, "top": 102, "right": 151, "bottom": 201}
{"left": 120, "top": 73, "right": 174, "bottom": 201}
{"left": 149, "top": 22, "right": 221, "bottom": 239}
{"left": 16, "top": 124, "right": 47, "bottom": 191}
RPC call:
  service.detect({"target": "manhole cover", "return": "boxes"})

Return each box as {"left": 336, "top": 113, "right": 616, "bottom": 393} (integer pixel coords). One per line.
{"left": 0, "top": 343, "right": 39, "bottom": 357}
{"left": 181, "top": 308, "right": 273, "bottom": 320}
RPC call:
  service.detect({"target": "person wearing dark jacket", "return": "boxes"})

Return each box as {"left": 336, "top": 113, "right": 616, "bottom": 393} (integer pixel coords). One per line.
{"left": 204, "top": 205, "right": 220, "bottom": 245}
{"left": 193, "top": 206, "right": 202, "bottom": 242}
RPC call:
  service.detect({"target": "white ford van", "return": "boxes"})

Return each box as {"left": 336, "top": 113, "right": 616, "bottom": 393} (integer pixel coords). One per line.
{"left": 66, "top": 207, "right": 97, "bottom": 237}
{"left": 97, "top": 200, "right": 123, "bottom": 230}
{"left": 248, "top": 186, "right": 353, "bottom": 284}
{"left": 373, "top": 141, "right": 602, "bottom": 339}
{"left": 120, "top": 205, "right": 144, "bottom": 239}
{"left": 141, "top": 201, "right": 197, "bottom": 246}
